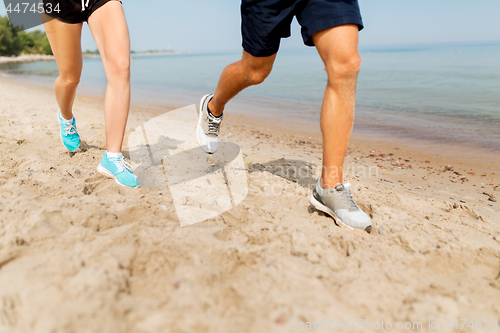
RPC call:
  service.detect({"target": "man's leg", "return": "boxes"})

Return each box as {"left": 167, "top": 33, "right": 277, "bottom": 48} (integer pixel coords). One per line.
{"left": 197, "top": 50, "right": 277, "bottom": 153}
{"left": 208, "top": 51, "right": 277, "bottom": 116}
{"left": 312, "top": 24, "right": 361, "bottom": 189}
{"left": 309, "top": 24, "right": 370, "bottom": 230}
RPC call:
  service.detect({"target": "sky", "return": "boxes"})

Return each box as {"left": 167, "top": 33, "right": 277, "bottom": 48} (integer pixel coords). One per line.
{"left": 1, "top": 0, "right": 500, "bottom": 53}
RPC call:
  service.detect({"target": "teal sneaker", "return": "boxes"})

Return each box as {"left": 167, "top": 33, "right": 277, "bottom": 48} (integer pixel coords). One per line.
{"left": 97, "top": 151, "right": 141, "bottom": 188}
{"left": 58, "top": 110, "right": 81, "bottom": 152}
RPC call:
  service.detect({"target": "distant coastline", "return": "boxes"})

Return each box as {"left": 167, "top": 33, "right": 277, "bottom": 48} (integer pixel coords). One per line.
{"left": 0, "top": 54, "right": 94, "bottom": 63}
{"left": 0, "top": 54, "right": 55, "bottom": 64}
{"left": 83, "top": 49, "right": 180, "bottom": 57}
{"left": 131, "top": 50, "right": 180, "bottom": 56}
{"left": 0, "top": 50, "right": 180, "bottom": 64}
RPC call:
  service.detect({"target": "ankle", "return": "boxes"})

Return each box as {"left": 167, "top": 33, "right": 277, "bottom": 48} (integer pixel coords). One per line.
{"left": 106, "top": 151, "right": 122, "bottom": 158}
{"left": 321, "top": 177, "right": 342, "bottom": 189}
{"left": 208, "top": 99, "right": 223, "bottom": 117}
{"left": 60, "top": 111, "right": 73, "bottom": 122}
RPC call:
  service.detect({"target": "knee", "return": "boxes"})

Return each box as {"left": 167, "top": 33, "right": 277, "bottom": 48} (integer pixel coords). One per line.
{"left": 107, "top": 57, "right": 131, "bottom": 81}
{"left": 58, "top": 75, "right": 80, "bottom": 90}
{"left": 246, "top": 66, "right": 272, "bottom": 86}
{"left": 325, "top": 52, "right": 361, "bottom": 82}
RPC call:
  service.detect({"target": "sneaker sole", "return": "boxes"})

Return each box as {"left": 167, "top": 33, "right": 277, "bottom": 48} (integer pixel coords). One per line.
{"left": 97, "top": 164, "right": 141, "bottom": 188}
{"left": 197, "top": 94, "right": 217, "bottom": 154}
{"left": 309, "top": 192, "right": 355, "bottom": 230}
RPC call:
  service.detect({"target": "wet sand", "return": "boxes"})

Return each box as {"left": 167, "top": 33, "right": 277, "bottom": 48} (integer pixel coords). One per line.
{"left": 0, "top": 77, "right": 499, "bottom": 332}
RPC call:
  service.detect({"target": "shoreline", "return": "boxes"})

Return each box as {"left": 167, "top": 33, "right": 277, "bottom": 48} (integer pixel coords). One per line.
{"left": 1, "top": 55, "right": 499, "bottom": 175}
{"left": 1, "top": 68, "right": 499, "bottom": 175}
{"left": 131, "top": 51, "right": 180, "bottom": 56}
{"left": 224, "top": 108, "right": 500, "bottom": 175}
{"left": 0, "top": 54, "right": 55, "bottom": 64}
{"left": 1, "top": 71, "right": 498, "bottom": 175}
{"left": 0, "top": 51, "right": 180, "bottom": 64}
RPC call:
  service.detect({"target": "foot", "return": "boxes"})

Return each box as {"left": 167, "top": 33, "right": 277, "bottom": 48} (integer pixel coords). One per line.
{"left": 197, "top": 94, "right": 222, "bottom": 154}
{"left": 58, "top": 110, "right": 81, "bottom": 152}
{"left": 97, "top": 151, "right": 141, "bottom": 188}
{"left": 310, "top": 178, "right": 372, "bottom": 231}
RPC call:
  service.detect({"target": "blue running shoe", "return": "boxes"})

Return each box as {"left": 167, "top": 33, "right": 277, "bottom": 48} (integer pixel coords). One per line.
{"left": 58, "top": 110, "right": 81, "bottom": 152}
{"left": 97, "top": 151, "right": 141, "bottom": 188}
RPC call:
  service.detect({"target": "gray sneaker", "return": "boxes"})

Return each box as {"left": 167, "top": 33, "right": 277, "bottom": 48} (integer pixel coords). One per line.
{"left": 310, "top": 178, "right": 372, "bottom": 231}
{"left": 197, "top": 94, "right": 223, "bottom": 154}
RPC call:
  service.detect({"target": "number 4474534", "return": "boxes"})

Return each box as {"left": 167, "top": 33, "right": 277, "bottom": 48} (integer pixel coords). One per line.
{"left": 6, "top": 2, "right": 61, "bottom": 14}
{"left": 444, "top": 319, "right": 498, "bottom": 330}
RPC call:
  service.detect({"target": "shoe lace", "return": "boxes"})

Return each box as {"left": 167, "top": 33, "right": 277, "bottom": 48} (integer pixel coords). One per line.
{"left": 64, "top": 123, "right": 77, "bottom": 136}
{"left": 336, "top": 185, "right": 359, "bottom": 210}
{"left": 206, "top": 114, "right": 222, "bottom": 136}
{"left": 112, "top": 156, "right": 133, "bottom": 173}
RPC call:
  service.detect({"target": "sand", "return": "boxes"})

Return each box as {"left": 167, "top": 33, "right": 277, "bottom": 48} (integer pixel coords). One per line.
{"left": 0, "top": 76, "right": 499, "bottom": 333}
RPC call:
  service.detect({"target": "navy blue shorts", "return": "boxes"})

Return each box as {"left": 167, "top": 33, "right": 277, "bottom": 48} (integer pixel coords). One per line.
{"left": 43, "top": 0, "right": 120, "bottom": 24}
{"left": 241, "top": 0, "right": 363, "bottom": 57}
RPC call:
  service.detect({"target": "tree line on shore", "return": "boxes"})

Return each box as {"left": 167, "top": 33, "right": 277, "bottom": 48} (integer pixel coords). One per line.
{"left": 0, "top": 15, "right": 52, "bottom": 56}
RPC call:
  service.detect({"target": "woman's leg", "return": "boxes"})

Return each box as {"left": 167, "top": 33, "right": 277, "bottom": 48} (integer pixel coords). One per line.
{"left": 87, "top": 2, "right": 140, "bottom": 188}
{"left": 42, "top": 18, "right": 83, "bottom": 121}
{"left": 87, "top": 1, "right": 130, "bottom": 153}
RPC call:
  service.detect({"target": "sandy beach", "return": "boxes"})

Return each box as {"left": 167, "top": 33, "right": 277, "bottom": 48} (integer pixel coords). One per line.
{"left": 0, "top": 76, "right": 499, "bottom": 332}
